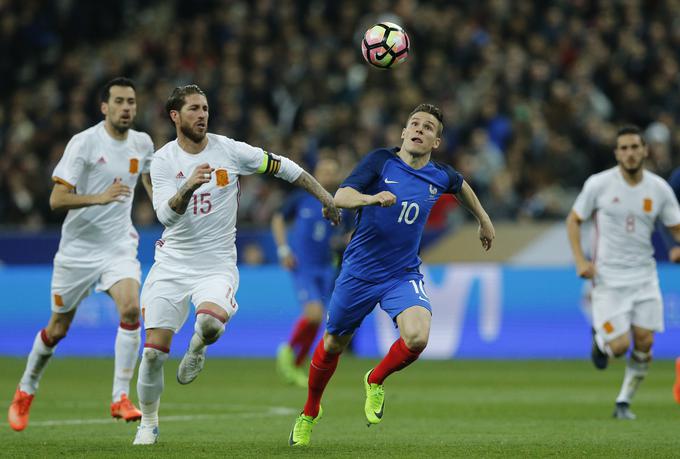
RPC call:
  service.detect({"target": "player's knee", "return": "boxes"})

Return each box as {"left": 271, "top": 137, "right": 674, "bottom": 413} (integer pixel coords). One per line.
{"left": 119, "top": 303, "right": 141, "bottom": 324}
{"left": 195, "top": 313, "right": 225, "bottom": 344}
{"left": 609, "top": 340, "right": 629, "bottom": 358}
{"left": 403, "top": 334, "right": 428, "bottom": 353}
{"left": 303, "top": 302, "right": 324, "bottom": 324}
{"left": 323, "top": 335, "right": 347, "bottom": 354}
{"left": 634, "top": 334, "right": 654, "bottom": 352}
{"left": 46, "top": 322, "right": 70, "bottom": 342}
{"left": 142, "top": 347, "right": 168, "bottom": 364}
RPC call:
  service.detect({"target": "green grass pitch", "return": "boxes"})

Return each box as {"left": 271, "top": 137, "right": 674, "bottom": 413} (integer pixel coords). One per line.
{"left": 0, "top": 357, "right": 678, "bottom": 457}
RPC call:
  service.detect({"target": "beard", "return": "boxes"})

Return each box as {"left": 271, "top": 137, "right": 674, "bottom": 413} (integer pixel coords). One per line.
{"left": 621, "top": 159, "right": 643, "bottom": 174}
{"left": 180, "top": 121, "right": 206, "bottom": 143}
{"left": 110, "top": 119, "right": 131, "bottom": 134}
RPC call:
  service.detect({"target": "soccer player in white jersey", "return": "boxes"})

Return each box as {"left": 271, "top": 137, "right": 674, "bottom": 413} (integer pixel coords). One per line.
{"left": 8, "top": 77, "right": 154, "bottom": 431}
{"left": 132, "top": 84, "right": 340, "bottom": 445}
{"left": 567, "top": 125, "right": 680, "bottom": 420}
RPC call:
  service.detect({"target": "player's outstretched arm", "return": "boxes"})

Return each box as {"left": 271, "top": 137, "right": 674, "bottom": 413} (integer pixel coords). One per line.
{"left": 49, "top": 181, "right": 131, "bottom": 211}
{"left": 334, "top": 187, "right": 396, "bottom": 209}
{"left": 292, "top": 171, "right": 341, "bottom": 226}
{"left": 566, "top": 210, "right": 595, "bottom": 278}
{"left": 454, "top": 181, "right": 495, "bottom": 251}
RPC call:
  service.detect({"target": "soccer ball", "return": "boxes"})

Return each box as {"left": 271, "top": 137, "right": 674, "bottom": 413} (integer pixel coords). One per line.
{"left": 361, "top": 22, "right": 410, "bottom": 69}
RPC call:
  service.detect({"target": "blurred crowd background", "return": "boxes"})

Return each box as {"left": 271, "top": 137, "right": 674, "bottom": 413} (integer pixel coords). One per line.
{"left": 2, "top": 0, "right": 680, "bottom": 231}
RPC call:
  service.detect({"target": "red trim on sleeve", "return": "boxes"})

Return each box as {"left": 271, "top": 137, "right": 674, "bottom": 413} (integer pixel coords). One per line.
{"left": 52, "top": 176, "right": 75, "bottom": 190}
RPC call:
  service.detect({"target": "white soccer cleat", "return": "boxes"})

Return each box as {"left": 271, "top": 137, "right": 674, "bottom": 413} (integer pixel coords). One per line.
{"left": 177, "top": 348, "right": 206, "bottom": 385}
{"left": 133, "top": 425, "right": 159, "bottom": 445}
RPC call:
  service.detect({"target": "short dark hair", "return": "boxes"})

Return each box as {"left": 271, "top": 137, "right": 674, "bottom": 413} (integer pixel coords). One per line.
{"left": 165, "top": 84, "right": 207, "bottom": 118}
{"left": 100, "top": 77, "right": 136, "bottom": 103}
{"left": 616, "top": 125, "right": 646, "bottom": 146}
{"left": 408, "top": 103, "right": 444, "bottom": 135}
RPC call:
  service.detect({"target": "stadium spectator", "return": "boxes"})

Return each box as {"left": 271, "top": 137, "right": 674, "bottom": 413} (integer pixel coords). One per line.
{"left": 3, "top": 1, "right": 680, "bottom": 232}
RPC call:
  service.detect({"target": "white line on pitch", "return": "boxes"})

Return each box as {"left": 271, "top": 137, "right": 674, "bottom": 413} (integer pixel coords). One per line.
{"left": 29, "top": 406, "right": 297, "bottom": 427}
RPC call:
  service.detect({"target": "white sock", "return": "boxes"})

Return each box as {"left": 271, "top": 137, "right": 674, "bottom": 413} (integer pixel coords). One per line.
{"left": 616, "top": 349, "right": 650, "bottom": 404}
{"left": 112, "top": 323, "right": 141, "bottom": 402}
{"left": 136, "top": 346, "right": 168, "bottom": 427}
{"left": 19, "top": 330, "right": 56, "bottom": 394}
{"left": 188, "top": 333, "right": 207, "bottom": 354}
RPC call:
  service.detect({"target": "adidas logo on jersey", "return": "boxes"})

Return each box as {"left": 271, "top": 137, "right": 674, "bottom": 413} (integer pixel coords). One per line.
{"left": 176, "top": 171, "right": 185, "bottom": 179}
{"left": 97, "top": 156, "right": 107, "bottom": 165}
{"left": 612, "top": 197, "right": 620, "bottom": 204}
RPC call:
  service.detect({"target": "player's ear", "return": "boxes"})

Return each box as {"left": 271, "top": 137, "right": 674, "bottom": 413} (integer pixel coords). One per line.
{"left": 401, "top": 128, "right": 406, "bottom": 140}
{"left": 433, "top": 136, "right": 441, "bottom": 149}
{"left": 101, "top": 101, "right": 108, "bottom": 117}
{"left": 169, "top": 110, "right": 179, "bottom": 123}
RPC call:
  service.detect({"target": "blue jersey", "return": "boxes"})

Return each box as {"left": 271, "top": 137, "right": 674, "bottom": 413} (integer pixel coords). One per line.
{"left": 281, "top": 191, "right": 335, "bottom": 268}
{"left": 659, "top": 167, "right": 680, "bottom": 251}
{"left": 340, "top": 148, "right": 463, "bottom": 282}
{"left": 670, "top": 167, "right": 680, "bottom": 200}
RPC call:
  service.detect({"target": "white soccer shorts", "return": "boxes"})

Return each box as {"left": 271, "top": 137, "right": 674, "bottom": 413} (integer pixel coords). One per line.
{"left": 140, "top": 263, "right": 239, "bottom": 332}
{"left": 591, "top": 279, "right": 664, "bottom": 340}
{"left": 50, "top": 255, "right": 141, "bottom": 313}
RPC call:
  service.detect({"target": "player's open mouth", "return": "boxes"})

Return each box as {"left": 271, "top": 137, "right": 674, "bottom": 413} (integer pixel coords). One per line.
{"left": 411, "top": 137, "right": 422, "bottom": 144}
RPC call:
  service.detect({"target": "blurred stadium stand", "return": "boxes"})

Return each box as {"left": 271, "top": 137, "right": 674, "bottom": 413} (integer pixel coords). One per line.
{"left": 2, "top": 0, "right": 680, "bottom": 237}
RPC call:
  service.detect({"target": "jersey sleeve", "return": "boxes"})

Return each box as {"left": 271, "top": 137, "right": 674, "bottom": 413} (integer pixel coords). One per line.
{"left": 150, "top": 154, "right": 184, "bottom": 226}
{"left": 571, "top": 176, "right": 599, "bottom": 220}
{"left": 659, "top": 180, "right": 680, "bottom": 227}
{"left": 150, "top": 155, "right": 177, "bottom": 211}
{"left": 141, "top": 133, "right": 155, "bottom": 174}
{"left": 443, "top": 164, "right": 464, "bottom": 194}
{"left": 232, "top": 139, "right": 267, "bottom": 176}
{"left": 52, "top": 134, "right": 89, "bottom": 189}
{"left": 340, "top": 149, "right": 394, "bottom": 192}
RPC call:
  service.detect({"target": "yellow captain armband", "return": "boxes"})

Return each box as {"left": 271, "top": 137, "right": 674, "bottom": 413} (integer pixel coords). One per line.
{"left": 257, "top": 152, "right": 282, "bottom": 176}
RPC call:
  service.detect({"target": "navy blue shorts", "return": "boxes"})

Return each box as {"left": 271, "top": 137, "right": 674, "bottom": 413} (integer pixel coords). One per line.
{"left": 291, "top": 266, "right": 337, "bottom": 306}
{"left": 326, "top": 269, "right": 432, "bottom": 336}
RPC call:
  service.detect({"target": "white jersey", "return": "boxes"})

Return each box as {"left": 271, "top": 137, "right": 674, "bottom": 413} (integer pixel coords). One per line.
{"left": 572, "top": 166, "right": 680, "bottom": 286}
{"left": 52, "top": 121, "right": 154, "bottom": 264}
{"left": 150, "top": 134, "right": 269, "bottom": 275}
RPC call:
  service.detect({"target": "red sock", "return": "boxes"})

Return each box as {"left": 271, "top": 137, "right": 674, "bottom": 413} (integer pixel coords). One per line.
{"left": 368, "top": 337, "right": 422, "bottom": 385}
{"left": 289, "top": 318, "right": 320, "bottom": 366}
{"left": 303, "top": 340, "right": 340, "bottom": 417}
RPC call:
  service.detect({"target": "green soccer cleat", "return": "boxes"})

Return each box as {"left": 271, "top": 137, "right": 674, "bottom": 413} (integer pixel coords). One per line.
{"left": 288, "top": 407, "right": 323, "bottom": 446}
{"left": 364, "top": 369, "right": 385, "bottom": 426}
{"left": 276, "top": 343, "right": 307, "bottom": 387}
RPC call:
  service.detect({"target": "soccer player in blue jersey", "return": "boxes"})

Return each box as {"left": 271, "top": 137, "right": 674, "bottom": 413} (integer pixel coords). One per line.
{"left": 273, "top": 158, "right": 343, "bottom": 386}
{"left": 664, "top": 167, "right": 680, "bottom": 404}
{"left": 289, "top": 104, "right": 495, "bottom": 446}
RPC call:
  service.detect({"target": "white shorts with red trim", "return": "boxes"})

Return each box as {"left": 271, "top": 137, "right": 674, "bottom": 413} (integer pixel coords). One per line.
{"left": 140, "top": 262, "right": 239, "bottom": 332}
{"left": 50, "top": 255, "right": 141, "bottom": 313}
{"left": 591, "top": 279, "right": 664, "bottom": 340}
